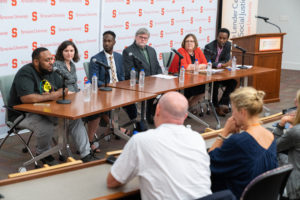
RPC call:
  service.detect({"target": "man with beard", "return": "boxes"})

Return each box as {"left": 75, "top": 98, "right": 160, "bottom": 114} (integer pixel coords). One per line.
{"left": 204, "top": 28, "right": 237, "bottom": 117}
{"left": 8, "top": 47, "right": 97, "bottom": 165}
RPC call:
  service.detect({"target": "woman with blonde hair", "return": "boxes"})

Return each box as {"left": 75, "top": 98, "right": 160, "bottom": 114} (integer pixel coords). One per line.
{"left": 208, "top": 87, "right": 278, "bottom": 199}
{"left": 273, "top": 90, "right": 300, "bottom": 200}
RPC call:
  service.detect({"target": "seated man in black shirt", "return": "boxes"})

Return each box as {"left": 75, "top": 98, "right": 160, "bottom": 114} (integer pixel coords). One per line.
{"left": 204, "top": 28, "right": 237, "bottom": 116}
{"left": 8, "top": 47, "right": 97, "bottom": 165}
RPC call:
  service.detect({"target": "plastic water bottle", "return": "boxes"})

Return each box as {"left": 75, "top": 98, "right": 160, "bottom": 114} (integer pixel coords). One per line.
{"left": 207, "top": 60, "right": 212, "bottom": 77}
{"left": 83, "top": 80, "right": 91, "bottom": 102}
{"left": 194, "top": 59, "right": 199, "bottom": 75}
{"left": 179, "top": 66, "right": 185, "bottom": 83}
{"left": 130, "top": 67, "right": 136, "bottom": 86}
{"left": 92, "top": 73, "right": 98, "bottom": 93}
{"left": 186, "top": 124, "right": 192, "bottom": 129}
{"left": 232, "top": 56, "right": 237, "bottom": 72}
{"left": 139, "top": 69, "right": 145, "bottom": 88}
{"left": 132, "top": 130, "right": 139, "bottom": 135}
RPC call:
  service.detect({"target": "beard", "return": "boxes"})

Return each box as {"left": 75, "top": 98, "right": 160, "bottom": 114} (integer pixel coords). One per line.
{"left": 39, "top": 65, "right": 52, "bottom": 75}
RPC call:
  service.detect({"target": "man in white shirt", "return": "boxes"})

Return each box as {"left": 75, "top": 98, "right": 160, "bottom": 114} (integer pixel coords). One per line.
{"left": 107, "top": 91, "right": 212, "bottom": 200}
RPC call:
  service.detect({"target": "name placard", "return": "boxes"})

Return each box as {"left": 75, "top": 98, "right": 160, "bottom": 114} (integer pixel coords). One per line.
{"left": 259, "top": 37, "right": 281, "bottom": 51}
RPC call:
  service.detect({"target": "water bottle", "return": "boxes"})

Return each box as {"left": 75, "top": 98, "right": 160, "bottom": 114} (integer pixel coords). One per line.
{"left": 194, "top": 59, "right": 199, "bottom": 75}
{"left": 130, "top": 67, "right": 136, "bottom": 86}
{"left": 139, "top": 69, "right": 145, "bottom": 88}
{"left": 207, "top": 60, "right": 212, "bottom": 77}
{"left": 179, "top": 66, "right": 185, "bottom": 83}
{"left": 92, "top": 73, "right": 98, "bottom": 93}
{"left": 232, "top": 56, "right": 237, "bottom": 72}
{"left": 83, "top": 80, "right": 91, "bottom": 102}
{"left": 132, "top": 130, "right": 139, "bottom": 135}
{"left": 186, "top": 124, "right": 192, "bottom": 129}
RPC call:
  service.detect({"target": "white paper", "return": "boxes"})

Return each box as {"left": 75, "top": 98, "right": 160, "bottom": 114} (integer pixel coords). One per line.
{"left": 151, "top": 74, "right": 177, "bottom": 79}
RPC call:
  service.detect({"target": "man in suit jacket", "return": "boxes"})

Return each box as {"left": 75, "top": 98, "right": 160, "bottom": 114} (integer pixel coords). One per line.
{"left": 204, "top": 28, "right": 237, "bottom": 117}
{"left": 123, "top": 28, "right": 162, "bottom": 124}
{"left": 87, "top": 31, "right": 137, "bottom": 152}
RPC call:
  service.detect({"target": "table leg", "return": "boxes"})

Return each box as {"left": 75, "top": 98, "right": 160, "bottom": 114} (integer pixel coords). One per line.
{"left": 112, "top": 108, "right": 130, "bottom": 141}
{"left": 208, "top": 82, "right": 221, "bottom": 129}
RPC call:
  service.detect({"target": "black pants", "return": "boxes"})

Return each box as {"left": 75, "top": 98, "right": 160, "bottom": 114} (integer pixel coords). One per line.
{"left": 212, "top": 79, "right": 237, "bottom": 107}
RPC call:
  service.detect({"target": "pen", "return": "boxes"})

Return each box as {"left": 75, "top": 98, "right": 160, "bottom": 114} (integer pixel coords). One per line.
{"left": 33, "top": 103, "right": 50, "bottom": 106}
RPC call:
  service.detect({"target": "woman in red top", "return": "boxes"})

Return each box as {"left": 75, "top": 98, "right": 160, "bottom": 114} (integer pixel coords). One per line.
{"left": 169, "top": 33, "right": 207, "bottom": 111}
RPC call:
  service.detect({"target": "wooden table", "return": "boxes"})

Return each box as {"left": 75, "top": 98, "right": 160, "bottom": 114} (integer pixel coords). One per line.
{"left": 13, "top": 88, "right": 156, "bottom": 168}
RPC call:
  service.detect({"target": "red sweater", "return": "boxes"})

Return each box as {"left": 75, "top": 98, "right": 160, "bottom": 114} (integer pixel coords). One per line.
{"left": 168, "top": 47, "right": 207, "bottom": 73}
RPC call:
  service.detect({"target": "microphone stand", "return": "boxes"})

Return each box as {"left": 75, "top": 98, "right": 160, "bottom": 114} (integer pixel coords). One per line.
{"left": 100, "top": 66, "right": 112, "bottom": 91}
{"left": 259, "top": 18, "right": 282, "bottom": 33}
{"left": 238, "top": 50, "right": 247, "bottom": 69}
{"left": 56, "top": 77, "right": 71, "bottom": 104}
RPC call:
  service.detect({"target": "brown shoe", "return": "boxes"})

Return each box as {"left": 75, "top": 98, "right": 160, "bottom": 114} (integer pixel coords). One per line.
{"left": 220, "top": 105, "right": 230, "bottom": 114}
{"left": 216, "top": 107, "right": 226, "bottom": 117}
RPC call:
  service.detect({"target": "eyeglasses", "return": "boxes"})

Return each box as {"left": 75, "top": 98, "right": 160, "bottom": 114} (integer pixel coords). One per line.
{"left": 138, "top": 35, "right": 149, "bottom": 40}
{"left": 185, "top": 40, "right": 195, "bottom": 43}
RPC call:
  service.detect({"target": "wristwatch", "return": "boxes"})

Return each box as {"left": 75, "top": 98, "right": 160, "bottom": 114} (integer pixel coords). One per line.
{"left": 276, "top": 123, "right": 285, "bottom": 130}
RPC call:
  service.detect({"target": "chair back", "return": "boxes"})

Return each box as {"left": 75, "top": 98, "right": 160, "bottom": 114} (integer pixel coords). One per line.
{"left": 162, "top": 52, "right": 175, "bottom": 70}
{"left": 83, "top": 62, "right": 90, "bottom": 80}
{"left": 0, "top": 74, "right": 15, "bottom": 106}
{"left": 241, "top": 164, "right": 293, "bottom": 200}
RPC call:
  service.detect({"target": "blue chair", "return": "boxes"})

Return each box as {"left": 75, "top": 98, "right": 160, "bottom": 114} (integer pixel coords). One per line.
{"left": 240, "top": 164, "right": 293, "bottom": 200}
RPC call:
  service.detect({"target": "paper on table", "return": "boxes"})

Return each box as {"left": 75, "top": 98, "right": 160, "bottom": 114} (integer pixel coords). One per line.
{"left": 151, "top": 74, "right": 177, "bottom": 79}
{"left": 237, "top": 65, "right": 252, "bottom": 69}
{"left": 198, "top": 69, "right": 224, "bottom": 74}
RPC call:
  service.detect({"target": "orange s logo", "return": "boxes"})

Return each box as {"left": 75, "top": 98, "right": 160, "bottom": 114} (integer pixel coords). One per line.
{"left": 69, "top": 11, "right": 73, "bottom": 20}
{"left": 160, "top": 30, "right": 164, "bottom": 38}
{"left": 170, "top": 40, "right": 173, "bottom": 48}
{"left": 200, "top": 6, "right": 203, "bottom": 13}
{"left": 12, "top": 28, "right": 17, "bottom": 38}
{"left": 172, "top": 0, "right": 175, "bottom": 3}
{"left": 126, "top": 0, "right": 130, "bottom": 4}
{"left": 32, "top": 11, "right": 37, "bottom": 21}
{"left": 84, "top": 24, "right": 89, "bottom": 32}
{"left": 112, "top": 10, "right": 116, "bottom": 18}
{"left": 180, "top": 28, "right": 184, "bottom": 35}
{"left": 125, "top": 21, "right": 129, "bottom": 30}
{"left": 199, "top": 26, "right": 202, "bottom": 34}
{"left": 159, "top": 53, "right": 162, "bottom": 60}
{"left": 181, "top": 6, "right": 184, "bottom": 14}
{"left": 84, "top": 51, "right": 88, "bottom": 59}
{"left": 11, "top": 0, "right": 17, "bottom": 6}
{"left": 208, "top": 16, "right": 211, "bottom": 23}
{"left": 138, "top": 9, "right": 142, "bottom": 17}
{"left": 190, "top": 17, "right": 193, "bottom": 24}
{"left": 207, "top": 36, "right": 210, "bottom": 43}
{"left": 149, "top": 20, "right": 153, "bottom": 28}
{"left": 150, "top": 0, "right": 154, "bottom": 4}
{"left": 12, "top": 59, "right": 18, "bottom": 69}
{"left": 50, "top": 26, "right": 55, "bottom": 35}
{"left": 161, "top": 8, "right": 165, "bottom": 16}
{"left": 32, "top": 42, "right": 37, "bottom": 51}
{"left": 50, "top": 0, "right": 55, "bottom": 6}
{"left": 170, "top": 18, "right": 174, "bottom": 26}
{"left": 84, "top": 0, "right": 89, "bottom": 5}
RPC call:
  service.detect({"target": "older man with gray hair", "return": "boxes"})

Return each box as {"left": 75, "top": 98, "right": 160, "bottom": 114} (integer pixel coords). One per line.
{"left": 123, "top": 27, "right": 162, "bottom": 124}
{"left": 107, "top": 91, "right": 212, "bottom": 200}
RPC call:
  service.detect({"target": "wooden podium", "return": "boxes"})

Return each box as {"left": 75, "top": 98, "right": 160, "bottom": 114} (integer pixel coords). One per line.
{"left": 231, "top": 33, "right": 286, "bottom": 103}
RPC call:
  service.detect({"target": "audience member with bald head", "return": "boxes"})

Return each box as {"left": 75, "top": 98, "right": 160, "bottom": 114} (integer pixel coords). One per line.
{"left": 107, "top": 91, "right": 212, "bottom": 200}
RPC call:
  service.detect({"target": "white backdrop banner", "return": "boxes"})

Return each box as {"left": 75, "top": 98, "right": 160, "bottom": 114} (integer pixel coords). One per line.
{"left": 100, "top": 0, "right": 218, "bottom": 66}
{"left": 0, "top": 0, "right": 218, "bottom": 138}
{"left": 221, "top": 0, "right": 258, "bottom": 38}
{"left": 0, "top": 0, "right": 100, "bottom": 138}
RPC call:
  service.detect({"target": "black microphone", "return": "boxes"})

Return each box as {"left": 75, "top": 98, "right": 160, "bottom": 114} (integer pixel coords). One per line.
{"left": 171, "top": 48, "right": 184, "bottom": 59}
{"left": 92, "top": 58, "right": 110, "bottom": 70}
{"left": 128, "top": 52, "right": 143, "bottom": 64}
{"left": 255, "top": 15, "right": 269, "bottom": 21}
{"left": 204, "top": 48, "right": 216, "bottom": 56}
{"left": 233, "top": 44, "right": 247, "bottom": 52}
{"left": 53, "top": 67, "right": 69, "bottom": 80}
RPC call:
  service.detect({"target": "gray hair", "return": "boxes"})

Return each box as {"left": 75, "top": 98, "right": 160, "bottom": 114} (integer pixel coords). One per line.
{"left": 135, "top": 28, "right": 150, "bottom": 38}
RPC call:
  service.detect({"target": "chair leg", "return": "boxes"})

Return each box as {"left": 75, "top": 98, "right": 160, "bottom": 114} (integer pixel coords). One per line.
{"left": 22, "top": 131, "right": 34, "bottom": 153}
{"left": 0, "top": 132, "right": 12, "bottom": 149}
